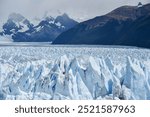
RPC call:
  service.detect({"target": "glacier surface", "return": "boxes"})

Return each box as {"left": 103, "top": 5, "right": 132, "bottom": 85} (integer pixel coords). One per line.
{"left": 0, "top": 45, "right": 150, "bottom": 100}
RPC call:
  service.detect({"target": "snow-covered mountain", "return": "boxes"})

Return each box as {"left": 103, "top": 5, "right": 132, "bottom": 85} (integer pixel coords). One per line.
{"left": 0, "top": 13, "right": 78, "bottom": 42}
{"left": 1, "top": 13, "right": 34, "bottom": 35}
{"left": 0, "top": 46, "right": 150, "bottom": 100}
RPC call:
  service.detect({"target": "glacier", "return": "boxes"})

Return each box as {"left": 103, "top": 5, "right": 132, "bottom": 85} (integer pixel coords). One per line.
{"left": 0, "top": 46, "right": 150, "bottom": 100}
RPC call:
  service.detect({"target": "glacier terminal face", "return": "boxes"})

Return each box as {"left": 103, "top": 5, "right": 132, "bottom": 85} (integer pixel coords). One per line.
{"left": 0, "top": 45, "right": 150, "bottom": 100}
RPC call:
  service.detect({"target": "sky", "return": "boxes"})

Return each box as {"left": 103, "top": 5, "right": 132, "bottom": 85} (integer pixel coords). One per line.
{"left": 0, "top": 0, "right": 150, "bottom": 26}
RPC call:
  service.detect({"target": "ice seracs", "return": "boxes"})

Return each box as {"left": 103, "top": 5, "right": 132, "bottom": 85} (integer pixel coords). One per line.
{"left": 0, "top": 53, "right": 150, "bottom": 100}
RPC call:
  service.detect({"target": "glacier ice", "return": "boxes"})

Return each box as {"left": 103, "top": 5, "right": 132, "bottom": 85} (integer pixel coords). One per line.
{"left": 0, "top": 51, "right": 150, "bottom": 100}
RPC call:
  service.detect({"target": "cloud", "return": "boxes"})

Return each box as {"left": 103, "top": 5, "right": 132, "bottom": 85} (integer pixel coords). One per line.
{"left": 0, "top": 0, "right": 149, "bottom": 26}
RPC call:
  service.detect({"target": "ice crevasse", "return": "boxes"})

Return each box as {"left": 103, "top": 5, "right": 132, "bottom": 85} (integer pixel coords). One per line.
{"left": 0, "top": 55, "right": 150, "bottom": 100}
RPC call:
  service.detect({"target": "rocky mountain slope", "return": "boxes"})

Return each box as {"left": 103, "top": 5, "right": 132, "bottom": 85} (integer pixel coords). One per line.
{"left": 53, "top": 3, "right": 150, "bottom": 48}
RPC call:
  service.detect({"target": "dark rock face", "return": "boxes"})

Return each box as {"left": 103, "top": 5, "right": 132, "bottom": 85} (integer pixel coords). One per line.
{"left": 53, "top": 3, "right": 150, "bottom": 48}
{"left": 116, "top": 15, "right": 150, "bottom": 48}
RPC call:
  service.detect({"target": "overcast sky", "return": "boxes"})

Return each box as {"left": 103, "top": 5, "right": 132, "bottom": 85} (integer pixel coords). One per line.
{"left": 0, "top": 0, "right": 150, "bottom": 26}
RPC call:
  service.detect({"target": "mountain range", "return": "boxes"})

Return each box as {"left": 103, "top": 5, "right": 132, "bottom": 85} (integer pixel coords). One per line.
{"left": 0, "top": 3, "right": 150, "bottom": 48}
{"left": 0, "top": 13, "right": 78, "bottom": 42}
{"left": 53, "top": 3, "right": 150, "bottom": 48}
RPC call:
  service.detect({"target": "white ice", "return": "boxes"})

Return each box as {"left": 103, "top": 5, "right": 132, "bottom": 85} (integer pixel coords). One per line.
{"left": 0, "top": 46, "right": 150, "bottom": 100}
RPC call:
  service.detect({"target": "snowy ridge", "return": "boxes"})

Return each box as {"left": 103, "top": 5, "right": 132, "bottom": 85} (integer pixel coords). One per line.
{"left": 0, "top": 13, "right": 78, "bottom": 42}
{"left": 0, "top": 54, "right": 150, "bottom": 100}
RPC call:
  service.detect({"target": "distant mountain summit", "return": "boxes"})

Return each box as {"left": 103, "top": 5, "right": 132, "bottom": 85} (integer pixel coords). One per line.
{"left": 55, "top": 13, "right": 78, "bottom": 29}
{"left": 53, "top": 3, "right": 150, "bottom": 48}
{"left": 0, "top": 13, "right": 78, "bottom": 42}
{"left": 1, "top": 13, "right": 33, "bottom": 35}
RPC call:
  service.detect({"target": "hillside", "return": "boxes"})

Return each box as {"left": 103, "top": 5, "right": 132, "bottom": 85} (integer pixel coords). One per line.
{"left": 53, "top": 3, "right": 150, "bottom": 48}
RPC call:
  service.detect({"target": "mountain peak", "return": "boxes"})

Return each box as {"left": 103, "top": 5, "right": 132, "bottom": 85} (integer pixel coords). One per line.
{"left": 56, "top": 13, "right": 70, "bottom": 20}
{"left": 8, "top": 13, "right": 25, "bottom": 22}
{"left": 62, "top": 13, "right": 69, "bottom": 18}
{"left": 45, "top": 16, "right": 55, "bottom": 22}
{"left": 55, "top": 13, "right": 78, "bottom": 29}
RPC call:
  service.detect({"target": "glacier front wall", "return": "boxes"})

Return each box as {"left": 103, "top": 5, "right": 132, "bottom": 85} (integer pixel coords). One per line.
{"left": 0, "top": 55, "right": 150, "bottom": 100}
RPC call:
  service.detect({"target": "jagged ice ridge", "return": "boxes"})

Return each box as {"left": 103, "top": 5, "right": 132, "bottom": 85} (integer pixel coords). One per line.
{"left": 0, "top": 53, "right": 150, "bottom": 100}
